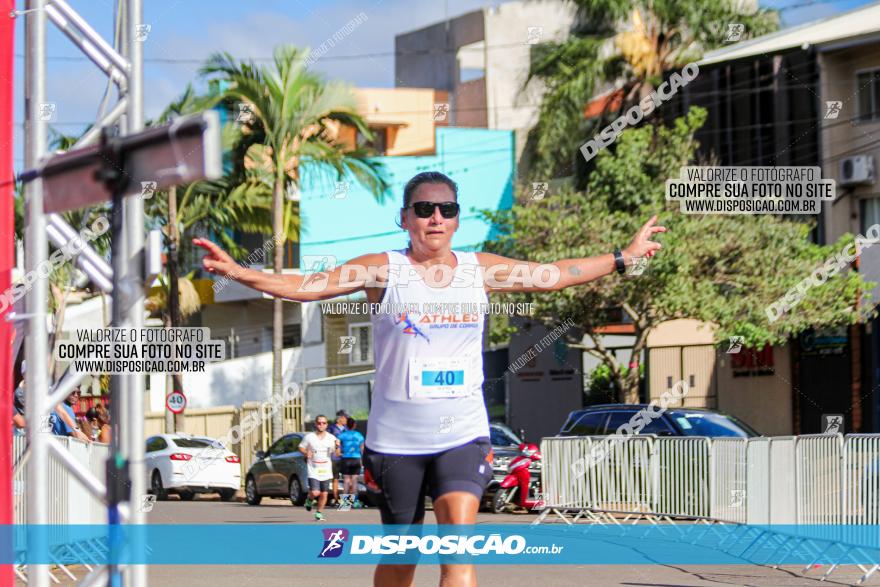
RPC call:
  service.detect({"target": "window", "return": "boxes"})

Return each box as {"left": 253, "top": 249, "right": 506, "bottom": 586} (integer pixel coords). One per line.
{"left": 348, "top": 323, "right": 373, "bottom": 365}
{"left": 460, "top": 68, "right": 485, "bottom": 83}
{"left": 260, "top": 324, "right": 302, "bottom": 353}
{"left": 268, "top": 438, "right": 288, "bottom": 456}
{"left": 489, "top": 425, "right": 521, "bottom": 447}
{"left": 271, "top": 436, "right": 301, "bottom": 455}
{"left": 639, "top": 417, "right": 675, "bottom": 435}
{"left": 856, "top": 69, "right": 880, "bottom": 122}
{"left": 567, "top": 412, "right": 608, "bottom": 436}
{"left": 863, "top": 198, "right": 880, "bottom": 234}
{"left": 283, "top": 323, "right": 302, "bottom": 348}
{"left": 356, "top": 127, "right": 387, "bottom": 155}
{"left": 171, "top": 438, "right": 213, "bottom": 448}
{"left": 667, "top": 411, "right": 759, "bottom": 438}
{"left": 146, "top": 437, "right": 167, "bottom": 452}
{"left": 604, "top": 411, "right": 639, "bottom": 434}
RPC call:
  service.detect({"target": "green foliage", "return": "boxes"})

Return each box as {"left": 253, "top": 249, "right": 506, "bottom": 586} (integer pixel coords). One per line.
{"left": 200, "top": 45, "right": 390, "bottom": 210}
{"left": 586, "top": 362, "right": 643, "bottom": 403}
{"left": 143, "top": 84, "right": 282, "bottom": 259}
{"left": 485, "top": 108, "right": 871, "bottom": 399}
{"left": 526, "top": 0, "right": 779, "bottom": 180}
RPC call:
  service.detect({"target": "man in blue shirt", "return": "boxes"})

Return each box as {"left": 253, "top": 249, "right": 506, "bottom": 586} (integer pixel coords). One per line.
{"left": 52, "top": 388, "right": 83, "bottom": 438}
{"left": 337, "top": 418, "right": 365, "bottom": 508}
{"left": 327, "top": 410, "right": 348, "bottom": 505}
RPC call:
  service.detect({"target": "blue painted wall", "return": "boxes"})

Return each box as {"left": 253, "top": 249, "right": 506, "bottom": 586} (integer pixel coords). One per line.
{"left": 298, "top": 127, "right": 514, "bottom": 266}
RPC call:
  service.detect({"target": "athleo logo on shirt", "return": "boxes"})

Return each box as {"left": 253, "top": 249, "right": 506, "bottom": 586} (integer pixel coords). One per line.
{"left": 417, "top": 313, "right": 480, "bottom": 324}
{"left": 319, "top": 528, "right": 349, "bottom": 558}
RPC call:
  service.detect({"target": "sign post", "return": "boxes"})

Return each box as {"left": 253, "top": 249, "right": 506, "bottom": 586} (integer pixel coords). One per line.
{"left": 166, "top": 391, "right": 186, "bottom": 415}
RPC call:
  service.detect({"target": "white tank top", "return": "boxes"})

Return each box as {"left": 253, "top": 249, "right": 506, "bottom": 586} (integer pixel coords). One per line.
{"left": 366, "top": 249, "right": 490, "bottom": 454}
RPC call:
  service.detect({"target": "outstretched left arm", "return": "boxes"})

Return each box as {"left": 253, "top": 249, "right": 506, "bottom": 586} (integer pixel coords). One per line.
{"left": 477, "top": 215, "right": 666, "bottom": 293}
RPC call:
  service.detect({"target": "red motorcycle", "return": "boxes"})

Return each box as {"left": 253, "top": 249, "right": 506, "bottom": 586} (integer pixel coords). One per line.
{"left": 492, "top": 443, "right": 543, "bottom": 513}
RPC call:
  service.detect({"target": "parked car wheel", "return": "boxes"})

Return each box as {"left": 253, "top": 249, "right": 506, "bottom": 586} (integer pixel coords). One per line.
{"left": 492, "top": 486, "right": 516, "bottom": 514}
{"left": 178, "top": 489, "right": 195, "bottom": 501}
{"left": 289, "top": 477, "right": 305, "bottom": 506}
{"left": 245, "top": 476, "right": 262, "bottom": 506}
{"left": 151, "top": 470, "right": 168, "bottom": 501}
{"left": 219, "top": 488, "right": 237, "bottom": 502}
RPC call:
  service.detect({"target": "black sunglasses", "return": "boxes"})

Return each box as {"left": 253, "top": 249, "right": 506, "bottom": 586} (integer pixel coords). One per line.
{"left": 405, "top": 201, "right": 460, "bottom": 219}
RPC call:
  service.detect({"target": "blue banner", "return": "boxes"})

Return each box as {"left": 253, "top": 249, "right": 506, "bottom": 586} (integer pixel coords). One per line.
{"left": 5, "top": 524, "right": 880, "bottom": 565}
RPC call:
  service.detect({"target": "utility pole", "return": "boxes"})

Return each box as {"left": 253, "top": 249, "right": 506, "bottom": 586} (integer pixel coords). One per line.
{"left": 166, "top": 185, "right": 185, "bottom": 433}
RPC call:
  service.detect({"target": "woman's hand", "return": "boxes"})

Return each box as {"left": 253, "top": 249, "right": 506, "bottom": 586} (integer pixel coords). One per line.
{"left": 623, "top": 215, "right": 666, "bottom": 262}
{"left": 193, "top": 238, "right": 241, "bottom": 278}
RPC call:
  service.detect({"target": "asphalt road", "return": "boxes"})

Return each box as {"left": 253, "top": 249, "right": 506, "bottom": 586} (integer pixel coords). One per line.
{"left": 132, "top": 495, "right": 871, "bottom": 587}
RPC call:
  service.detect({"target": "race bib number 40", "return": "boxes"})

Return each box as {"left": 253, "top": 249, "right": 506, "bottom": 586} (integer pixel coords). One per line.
{"left": 409, "top": 357, "right": 468, "bottom": 398}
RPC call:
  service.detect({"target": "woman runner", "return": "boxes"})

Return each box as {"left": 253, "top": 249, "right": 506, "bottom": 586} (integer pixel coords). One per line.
{"left": 194, "top": 171, "right": 664, "bottom": 587}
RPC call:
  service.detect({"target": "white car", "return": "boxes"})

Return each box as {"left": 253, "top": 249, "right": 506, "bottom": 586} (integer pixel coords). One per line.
{"left": 145, "top": 434, "right": 241, "bottom": 501}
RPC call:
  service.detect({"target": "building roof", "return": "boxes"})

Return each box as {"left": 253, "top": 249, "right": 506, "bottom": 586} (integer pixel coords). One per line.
{"left": 699, "top": 0, "right": 880, "bottom": 66}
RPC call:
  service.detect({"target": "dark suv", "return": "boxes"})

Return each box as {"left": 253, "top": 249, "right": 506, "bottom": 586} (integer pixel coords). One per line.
{"left": 559, "top": 405, "right": 759, "bottom": 438}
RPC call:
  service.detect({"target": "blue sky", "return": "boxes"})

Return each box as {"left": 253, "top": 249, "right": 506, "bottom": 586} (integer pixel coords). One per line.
{"left": 10, "top": 0, "right": 878, "bottom": 170}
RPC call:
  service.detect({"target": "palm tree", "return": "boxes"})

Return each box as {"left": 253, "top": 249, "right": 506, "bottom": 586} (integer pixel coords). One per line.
{"left": 148, "top": 85, "right": 284, "bottom": 432}
{"left": 201, "top": 45, "right": 390, "bottom": 440}
{"left": 526, "top": 0, "right": 778, "bottom": 182}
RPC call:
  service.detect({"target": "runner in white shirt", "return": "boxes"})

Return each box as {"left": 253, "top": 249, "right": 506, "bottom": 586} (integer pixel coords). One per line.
{"left": 299, "top": 415, "right": 340, "bottom": 521}
{"left": 195, "top": 171, "right": 664, "bottom": 587}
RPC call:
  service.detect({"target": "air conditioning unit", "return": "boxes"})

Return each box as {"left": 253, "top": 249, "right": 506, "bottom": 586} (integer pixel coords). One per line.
{"left": 840, "top": 155, "right": 876, "bottom": 186}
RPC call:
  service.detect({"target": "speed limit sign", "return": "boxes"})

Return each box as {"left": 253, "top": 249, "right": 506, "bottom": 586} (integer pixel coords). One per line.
{"left": 166, "top": 391, "right": 186, "bottom": 414}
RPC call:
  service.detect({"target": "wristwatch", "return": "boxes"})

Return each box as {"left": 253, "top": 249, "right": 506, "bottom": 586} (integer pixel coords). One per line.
{"left": 613, "top": 248, "right": 626, "bottom": 275}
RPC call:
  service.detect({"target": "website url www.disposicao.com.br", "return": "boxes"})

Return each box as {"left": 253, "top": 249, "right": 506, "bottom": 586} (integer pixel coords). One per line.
{"left": 319, "top": 531, "right": 564, "bottom": 558}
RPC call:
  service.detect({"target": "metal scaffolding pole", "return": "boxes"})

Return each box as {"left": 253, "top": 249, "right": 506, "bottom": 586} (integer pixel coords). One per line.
{"left": 124, "top": 1, "right": 147, "bottom": 586}
{"left": 20, "top": 0, "right": 143, "bottom": 584}
{"left": 23, "top": 3, "right": 49, "bottom": 587}
{"left": 18, "top": 0, "right": 216, "bottom": 581}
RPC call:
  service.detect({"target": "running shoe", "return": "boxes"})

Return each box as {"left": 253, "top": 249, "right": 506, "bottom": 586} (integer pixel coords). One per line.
{"left": 315, "top": 511, "right": 324, "bottom": 521}
{"left": 304, "top": 498, "right": 313, "bottom": 511}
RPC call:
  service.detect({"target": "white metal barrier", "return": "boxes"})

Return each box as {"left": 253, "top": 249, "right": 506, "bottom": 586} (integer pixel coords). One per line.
{"left": 539, "top": 432, "right": 873, "bottom": 526}
{"left": 540, "top": 436, "right": 591, "bottom": 510}
{"left": 710, "top": 437, "right": 747, "bottom": 523}
{"left": 537, "top": 432, "right": 880, "bottom": 584}
{"left": 769, "top": 437, "right": 798, "bottom": 524}
{"left": 589, "top": 436, "right": 654, "bottom": 514}
{"left": 655, "top": 437, "right": 710, "bottom": 518}
{"left": 843, "top": 435, "right": 880, "bottom": 524}
{"left": 14, "top": 435, "right": 109, "bottom": 525}
{"left": 14, "top": 434, "right": 110, "bottom": 576}
{"left": 797, "top": 434, "right": 842, "bottom": 524}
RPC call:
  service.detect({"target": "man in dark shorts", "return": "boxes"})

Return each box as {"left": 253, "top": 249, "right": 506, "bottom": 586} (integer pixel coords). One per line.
{"left": 328, "top": 410, "right": 348, "bottom": 505}
{"left": 337, "top": 417, "right": 365, "bottom": 508}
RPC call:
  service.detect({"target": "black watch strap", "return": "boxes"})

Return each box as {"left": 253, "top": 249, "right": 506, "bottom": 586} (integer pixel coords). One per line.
{"left": 613, "top": 248, "right": 626, "bottom": 275}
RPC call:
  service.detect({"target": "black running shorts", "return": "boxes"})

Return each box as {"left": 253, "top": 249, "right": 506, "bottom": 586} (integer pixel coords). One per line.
{"left": 341, "top": 458, "right": 361, "bottom": 476}
{"left": 363, "top": 436, "right": 494, "bottom": 525}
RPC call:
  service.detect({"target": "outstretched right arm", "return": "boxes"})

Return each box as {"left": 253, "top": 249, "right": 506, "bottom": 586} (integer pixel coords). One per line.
{"left": 193, "top": 238, "right": 387, "bottom": 303}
